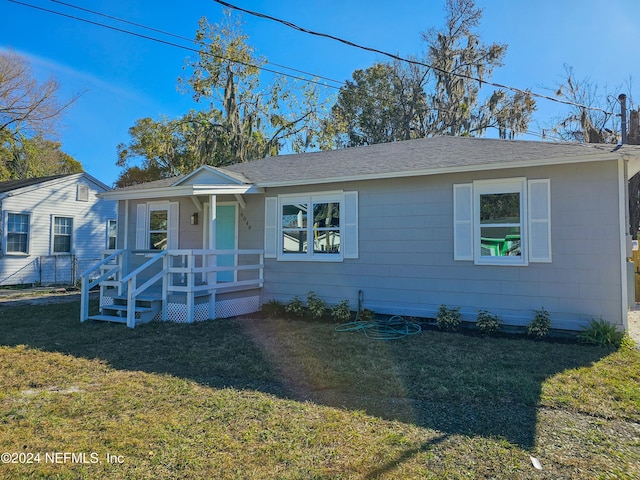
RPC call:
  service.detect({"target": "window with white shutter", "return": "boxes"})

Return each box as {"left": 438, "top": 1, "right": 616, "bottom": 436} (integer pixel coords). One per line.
{"left": 266, "top": 191, "right": 358, "bottom": 262}
{"left": 453, "top": 178, "right": 551, "bottom": 265}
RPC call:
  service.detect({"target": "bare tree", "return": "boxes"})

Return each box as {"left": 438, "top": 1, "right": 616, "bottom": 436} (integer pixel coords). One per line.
{"left": 548, "top": 65, "right": 619, "bottom": 144}
{"left": 0, "top": 51, "right": 79, "bottom": 139}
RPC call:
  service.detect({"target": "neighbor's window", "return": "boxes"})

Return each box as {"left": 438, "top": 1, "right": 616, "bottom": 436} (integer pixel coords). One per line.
{"left": 280, "top": 194, "right": 342, "bottom": 260}
{"left": 53, "top": 216, "right": 73, "bottom": 253}
{"left": 107, "top": 219, "right": 117, "bottom": 250}
{"left": 149, "top": 208, "right": 168, "bottom": 250}
{"left": 6, "top": 213, "right": 30, "bottom": 254}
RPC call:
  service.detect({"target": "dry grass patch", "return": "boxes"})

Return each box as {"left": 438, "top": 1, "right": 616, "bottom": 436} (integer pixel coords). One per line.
{"left": 0, "top": 302, "right": 638, "bottom": 478}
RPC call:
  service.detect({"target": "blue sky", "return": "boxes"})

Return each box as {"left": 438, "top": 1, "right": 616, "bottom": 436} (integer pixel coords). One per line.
{"left": 2, "top": 0, "right": 640, "bottom": 186}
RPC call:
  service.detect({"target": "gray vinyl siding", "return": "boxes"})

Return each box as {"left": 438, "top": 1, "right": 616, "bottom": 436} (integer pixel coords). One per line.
{"left": 123, "top": 195, "right": 260, "bottom": 251}
{"left": 258, "top": 160, "right": 624, "bottom": 331}
{"left": 0, "top": 175, "right": 117, "bottom": 285}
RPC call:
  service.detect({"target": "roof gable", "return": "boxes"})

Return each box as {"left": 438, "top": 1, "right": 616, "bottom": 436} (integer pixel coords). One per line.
{"left": 0, "top": 172, "right": 112, "bottom": 197}
{"left": 173, "top": 165, "right": 250, "bottom": 186}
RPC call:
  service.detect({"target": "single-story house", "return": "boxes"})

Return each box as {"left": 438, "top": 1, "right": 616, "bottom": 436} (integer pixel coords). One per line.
{"left": 81, "top": 136, "right": 640, "bottom": 332}
{"left": 0, "top": 173, "right": 117, "bottom": 286}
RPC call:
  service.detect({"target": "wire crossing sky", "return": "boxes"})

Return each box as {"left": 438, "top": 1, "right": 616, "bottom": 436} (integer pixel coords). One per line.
{"left": 2, "top": 0, "right": 639, "bottom": 185}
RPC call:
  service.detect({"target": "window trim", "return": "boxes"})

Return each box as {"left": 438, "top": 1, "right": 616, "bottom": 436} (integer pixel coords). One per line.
{"left": 135, "top": 201, "right": 179, "bottom": 251}
{"left": 454, "top": 178, "right": 551, "bottom": 266}
{"left": 473, "top": 178, "right": 527, "bottom": 266}
{"left": 51, "top": 215, "right": 74, "bottom": 255}
{"left": 148, "top": 203, "right": 169, "bottom": 251}
{"left": 107, "top": 219, "right": 117, "bottom": 250}
{"left": 277, "top": 191, "right": 344, "bottom": 262}
{"left": 5, "top": 212, "right": 31, "bottom": 256}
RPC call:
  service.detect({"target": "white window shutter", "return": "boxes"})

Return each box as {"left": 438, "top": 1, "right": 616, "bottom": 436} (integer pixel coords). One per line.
{"left": 528, "top": 179, "right": 551, "bottom": 263}
{"left": 343, "top": 191, "right": 359, "bottom": 259}
{"left": 453, "top": 184, "right": 473, "bottom": 261}
{"left": 264, "top": 197, "right": 278, "bottom": 258}
{"left": 169, "top": 202, "right": 179, "bottom": 250}
{"left": 135, "top": 203, "right": 147, "bottom": 249}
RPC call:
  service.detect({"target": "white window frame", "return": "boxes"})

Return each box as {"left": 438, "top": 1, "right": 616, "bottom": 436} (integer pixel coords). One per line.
{"left": 135, "top": 201, "right": 179, "bottom": 251}
{"left": 474, "top": 178, "right": 527, "bottom": 266}
{"left": 5, "top": 212, "right": 31, "bottom": 255}
{"left": 148, "top": 203, "right": 169, "bottom": 251}
{"left": 51, "top": 216, "right": 73, "bottom": 255}
{"left": 454, "top": 178, "right": 551, "bottom": 266}
{"left": 277, "top": 192, "right": 344, "bottom": 262}
{"left": 107, "top": 219, "right": 117, "bottom": 250}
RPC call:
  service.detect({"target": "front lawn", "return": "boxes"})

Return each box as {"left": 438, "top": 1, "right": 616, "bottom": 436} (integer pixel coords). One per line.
{"left": 0, "top": 301, "right": 638, "bottom": 479}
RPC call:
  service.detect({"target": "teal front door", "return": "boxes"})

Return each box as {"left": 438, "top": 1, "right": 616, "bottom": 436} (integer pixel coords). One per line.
{"left": 215, "top": 204, "right": 237, "bottom": 283}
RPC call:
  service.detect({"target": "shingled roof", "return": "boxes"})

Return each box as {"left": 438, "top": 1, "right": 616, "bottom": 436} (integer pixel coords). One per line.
{"left": 110, "top": 136, "right": 640, "bottom": 194}
{"left": 0, "top": 174, "right": 72, "bottom": 194}
{"left": 219, "top": 136, "right": 634, "bottom": 186}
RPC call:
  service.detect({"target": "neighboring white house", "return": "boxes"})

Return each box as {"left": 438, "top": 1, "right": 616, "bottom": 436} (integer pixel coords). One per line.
{"left": 0, "top": 173, "right": 117, "bottom": 286}
{"left": 82, "top": 137, "right": 640, "bottom": 332}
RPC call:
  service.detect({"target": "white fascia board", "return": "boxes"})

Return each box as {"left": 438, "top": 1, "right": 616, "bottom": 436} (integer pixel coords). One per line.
{"left": 191, "top": 184, "right": 263, "bottom": 195}
{"left": 98, "top": 184, "right": 263, "bottom": 200}
{"left": 254, "top": 152, "right": 624, "bottom": 188}
{"left": 172, "top": 165, "right": 246, "bottom": 186}
{"left": 0, "top": 172, "right": 110, "bottom": 199}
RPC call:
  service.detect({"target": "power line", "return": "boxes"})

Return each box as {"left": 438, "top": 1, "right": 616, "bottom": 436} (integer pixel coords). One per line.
{"left": 8, "top": 0, "right": 343, "bottom": 90}
{"left": 9, "top": 0, "right": 609, "bottom": 141}
{"left": 10, "top": 0, "right": 476, "bottom": 123}
{"left": 50, "top": 0, "right": 346, "bottom": 88}
{"left": 210, "top": 0, "right": 616, "bottom": 116}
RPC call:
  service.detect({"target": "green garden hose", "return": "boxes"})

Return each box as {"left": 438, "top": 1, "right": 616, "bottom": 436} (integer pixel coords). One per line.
{"left": 335, "top": 290, "right": 422, "bottom": 340}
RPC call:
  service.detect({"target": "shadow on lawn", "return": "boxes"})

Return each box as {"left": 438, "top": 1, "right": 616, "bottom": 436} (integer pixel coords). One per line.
{"left": 0, "top": 301, "right": 611, "bottom": 451}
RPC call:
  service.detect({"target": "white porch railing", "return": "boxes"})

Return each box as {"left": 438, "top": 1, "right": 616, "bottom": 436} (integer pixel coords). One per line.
{"left": 79, "top": 249, "right": 125, "bottom": 322}
{"left": 80, "top": 249, "right": 264, "bottom": 327}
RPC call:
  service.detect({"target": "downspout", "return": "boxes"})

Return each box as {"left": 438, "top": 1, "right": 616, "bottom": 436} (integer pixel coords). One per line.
{"left": 620, "top": 158, "right": 632, "bottom": 332}
{"left": 618, "top": 94, "right": 632, "bottom": 331}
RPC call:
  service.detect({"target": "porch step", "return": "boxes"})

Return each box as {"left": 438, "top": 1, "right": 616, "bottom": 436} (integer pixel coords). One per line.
{"left": 87, "top": 315, "right": 127, "bottom": 324}
{"left": 89, "top": 295, "right": 162, "bottom": 326}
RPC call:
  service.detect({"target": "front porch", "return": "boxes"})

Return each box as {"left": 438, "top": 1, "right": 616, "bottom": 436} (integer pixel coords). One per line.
{"left": 80, "top": 248, "right": 263, "bottom": 328}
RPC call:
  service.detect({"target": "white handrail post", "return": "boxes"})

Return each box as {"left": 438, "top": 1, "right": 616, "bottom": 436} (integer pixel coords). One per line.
{"left": 187, "top": 252, "right": 195, "bottom": 323}
{"left": 127, "top": 277, "right": 136, "bottom": 328}
{"left": 162, "top": 253, "right": 169, "bottom": 321}
{"left": 80, "top": 275, "right": 89, "bottom": 322}
{"left": 118, "top": 250, "right": 125, "bottom": 296}
{"left": 259, "top": 252, "right": 264, "bottom": 286}
{"left": 208, "top": 251, "right": 217, "bottom": 320}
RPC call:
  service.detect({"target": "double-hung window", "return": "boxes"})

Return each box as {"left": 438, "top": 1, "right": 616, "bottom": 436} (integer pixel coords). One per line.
{"left": 149, "top": 207, "right": 168, "bottom": 250}
{"left": 454, "top": 178, "right": 551, "bottom": 265}
{"left": 135, "top": 202, "right": 178, "bottom": 251}
{"left": 6, "top": 213, "right": 30, "bottom": 254}
{"left": 52, "top": 216, "right": 73, "bottom": 253}
{"left": 265, "top": 191, "right": 358, "bottom": 261}
{"left": 107, "top": 219, "right": 117, "bottom": 250}
{"left": 476, "top": 179, "right": 525, "bottom": 265}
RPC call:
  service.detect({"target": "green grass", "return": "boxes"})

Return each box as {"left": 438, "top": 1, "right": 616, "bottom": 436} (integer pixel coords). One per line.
{"left": 0, "top": 301, "right": 638, "bottom": 479}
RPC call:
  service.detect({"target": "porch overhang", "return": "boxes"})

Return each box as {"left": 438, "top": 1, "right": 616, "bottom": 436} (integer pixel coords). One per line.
{"left": 99, "top": 184, "right": 263, "bottom": 201}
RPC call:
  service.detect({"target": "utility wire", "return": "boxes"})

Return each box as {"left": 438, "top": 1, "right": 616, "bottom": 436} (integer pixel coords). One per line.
{"left": 211, "top": 0, "right": 616, "bottom": 116}
{"left": 9, "top": 0, "right": 483, "bottom": 123}
{"left": 9, "top": 0, "right": 342, "bottom": 90}
{"left": 7, "top": 0, "right": 604, "bottom": 142}
{"left": 50, "top": 0, "right": 346, "bottom": 88}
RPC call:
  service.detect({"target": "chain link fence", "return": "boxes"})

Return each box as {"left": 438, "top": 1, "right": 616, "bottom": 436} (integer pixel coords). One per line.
{"left": 0, "top": 256, "right": 102, "bottom": 287}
